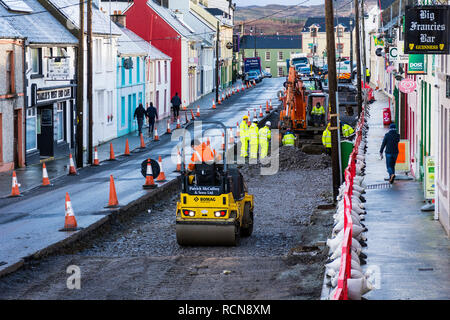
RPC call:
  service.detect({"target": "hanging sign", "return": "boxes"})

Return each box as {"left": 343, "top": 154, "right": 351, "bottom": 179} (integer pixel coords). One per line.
{"left": 407, "top": 54, "right": 426, "bottom": 74}
{"left": 399, "top": 78, "right": 417, "bottom": 93}
{"left": 404, "top": 5, "right": 449, "bottom": 54}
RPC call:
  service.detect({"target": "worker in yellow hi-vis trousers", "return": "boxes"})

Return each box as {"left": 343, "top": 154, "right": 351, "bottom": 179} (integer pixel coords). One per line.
{"left": 258, "top": 121, "right": 271, "bottom": 159}
{"left": 239, "top": 115, "right": 249, "bottom": 157}
{"left": 249, "top": 119, "right": 259, "bottom": 159}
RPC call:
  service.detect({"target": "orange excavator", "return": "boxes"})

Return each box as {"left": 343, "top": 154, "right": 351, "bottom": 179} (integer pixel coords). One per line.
{"left": 279, "top": 65, "right": 329, "bottom": 138}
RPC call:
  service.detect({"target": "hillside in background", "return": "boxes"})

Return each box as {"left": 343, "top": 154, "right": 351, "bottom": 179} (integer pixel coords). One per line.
{"left": 234, "top": 1, "right": 377, "bottom": 35}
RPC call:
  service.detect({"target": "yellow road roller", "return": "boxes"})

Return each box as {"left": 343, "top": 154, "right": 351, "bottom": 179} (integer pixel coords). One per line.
{"left": 175, "top": 121, "right": 254, "bottom": 246}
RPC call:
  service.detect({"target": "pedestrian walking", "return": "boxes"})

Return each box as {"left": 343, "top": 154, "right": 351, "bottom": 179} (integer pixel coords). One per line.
{"left": 171, "top": 92, "right": 181, "bottom": 119}
{"left": 134, "top": 103, "right": 147, "bottom": 135}
{"left": 259, "top": 121, "right": 271, "bottom": 159}
{"left": 249, "top": 119, "right": 259, "bottom": 159}
{"left": 380, "top": 123, "right": 400, "bottom": 184}
{"left": 146, "top": 102, "right": 158, "bottom": 137}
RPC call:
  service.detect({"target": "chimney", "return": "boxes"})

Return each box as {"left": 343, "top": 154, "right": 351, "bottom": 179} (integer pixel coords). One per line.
{"left": 111, "top": 10, "right": 126, "bottom": 28}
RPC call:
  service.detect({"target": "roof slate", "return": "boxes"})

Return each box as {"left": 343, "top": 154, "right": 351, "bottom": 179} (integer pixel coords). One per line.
{"left": 0, "top": 0, "right": 77, "bottom": 44}
{"left": 239, "top": 35, "right": 302, "bottom": 50}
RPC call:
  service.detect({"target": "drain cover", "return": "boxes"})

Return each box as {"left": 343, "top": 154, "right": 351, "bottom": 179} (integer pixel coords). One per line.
{"left": 366, "top": 183, "right": 392, "bottom": 189}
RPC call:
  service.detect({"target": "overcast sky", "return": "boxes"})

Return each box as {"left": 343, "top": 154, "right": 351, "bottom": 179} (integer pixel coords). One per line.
{"left": 234, "top": 0, "right": 325, "bottom": 7}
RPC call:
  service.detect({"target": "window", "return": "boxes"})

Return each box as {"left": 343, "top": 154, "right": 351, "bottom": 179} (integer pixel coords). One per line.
{"left": 56, "top": 102, "right": 65, "bottom": 142}
{"left": 31, "top": 48, "right": 41, "bottom": 74}
{"left": 265, "top": 67, "right": 271, "bottom": 74}
{"left": 26, "top": 107, "right": 37, "bottom": 151}
{"left": 164, "top": 89, "right": 167, "bottom": 114}
{"left": 278, "top": 51, "right": 283, "bottom": 61}
{"left": 158, "top": 61, "right": 161, "bottom": 84}
{"left": 310, "top": 27, "right": 317, "bottom": 38}
{"left": 121, "top": 58, "right": 125, "bottom": 86}
{"left": 95, "top": 39, "right": 103, "bottom": 73}
{"left": 255, "top": 51, "right": 258, "bottom": 57}
{"left": 129, "top": 57, "right": 133, "bottom": 84}
{"left": 137, "top": 57, "right": 140, "bottom": 83}
{"left": 6, "top": 51, "right": 14, "bottom": 94}
{"left": 336, "top": 27, "right": 344, "bottom": 38}
{"left": 278, "top": 66, "right": 283, "bottom": 77}
{"left": 336, "top": 43, "right": 344, "bottom": 54}
{"left": 156, "top": 90, "right": 159, "bottom": 113}
{"left": 107, "top": 91, "right": 113, "bottom": 123}
{"left": 265, "top": 51, "right": 271, "bottom": 61}
{"left": 164, "top": 61, "right": 168, "bottom": 83}
{"left": 121, "top": 96, "right": 126, "bottom": 127}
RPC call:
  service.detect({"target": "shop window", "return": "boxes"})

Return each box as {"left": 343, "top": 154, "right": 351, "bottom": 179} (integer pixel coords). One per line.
{"left": 56, "top": 102, "right": 65, "bottom": 142}
{"left": 26, "top": 108, "right": 37, "bottom": 151}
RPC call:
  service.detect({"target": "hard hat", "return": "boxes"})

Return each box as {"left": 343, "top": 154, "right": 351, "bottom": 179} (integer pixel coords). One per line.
{"left": 253, "top": 118, "right": 258, "bottom": 123}
{"left": 243, "top": 115, "right": 249, "bottom": 120}
{"left": 265, "top": 121, "right": 271, "bottom": 126}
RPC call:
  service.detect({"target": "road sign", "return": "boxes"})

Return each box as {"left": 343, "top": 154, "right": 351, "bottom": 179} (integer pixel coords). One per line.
{"left": 389, "top": 47, "right": 398, "bottom": 61}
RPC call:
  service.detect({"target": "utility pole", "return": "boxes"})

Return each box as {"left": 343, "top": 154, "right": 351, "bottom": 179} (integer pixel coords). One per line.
{"left": 87, "top": 0, "right": 93, "bottom": 165}
{"left": 325, "top": 0, "right": 340, "bottom": 200}
{"left": 216, "top": 21, "right": 220, "bottom": 103}
{"left": 361, "top": 0, "right": 367, "bottom": 85}
{"left": 76, "top": 0, "right": 84, "bottom": 168}
{"left": 354, "top": 0, "right": 363, "bottom": 115}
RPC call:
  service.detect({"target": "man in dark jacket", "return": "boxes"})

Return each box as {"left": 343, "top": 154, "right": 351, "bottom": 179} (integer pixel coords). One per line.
{"left": 134, "top": 103, "right": 146, "bottom": 135}
{"left": 146, "top": 102, "right": 158, "bottom": 137}
{"left": 170, "top": 92, "right": 181, "bottom": 119}
{"left": 380, "top": 123, "right": 400, "bottom": 183}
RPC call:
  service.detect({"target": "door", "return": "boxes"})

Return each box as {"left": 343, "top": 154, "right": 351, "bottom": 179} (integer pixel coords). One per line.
{"left": 37, "top": 106, "right": 54, "bottom": 157}
{"left": 128, "top": 94, "right": 132, "bottom": 133}
{"left": 13, "top": 111, "right": 18, "bottom": 167}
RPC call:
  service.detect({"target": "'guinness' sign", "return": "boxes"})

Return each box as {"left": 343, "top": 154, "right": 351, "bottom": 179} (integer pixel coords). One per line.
{"left": 405, "top": 5, "right": 449, "bottom": 54}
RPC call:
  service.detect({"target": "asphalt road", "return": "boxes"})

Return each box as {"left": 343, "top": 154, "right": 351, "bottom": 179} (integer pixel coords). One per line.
{"left": 0, "top": 78, "right": 285, "bottom": 276}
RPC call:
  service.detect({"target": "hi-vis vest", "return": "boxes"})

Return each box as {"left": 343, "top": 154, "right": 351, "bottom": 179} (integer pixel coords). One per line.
{"left": 259, "top": 126, "right": 271, "bottom": 143}
{"left": 240, "top": 121, "right": 249, "bottom": 138}
{"left": 322, "top": 127, "right": 331, "bottom": 148}
{"left": 249, "top": 124, "right": 259, "bottom": 143}
{"left": 342, "top": 124, "right": 354, "bottom": 137}
{"left": 366, "top": 68, "right": 371, "bottom": 77}
{"left": 282, "top": 133, "right": 295, "bottom": 146}
{"left": 311, "top": 105, "right": 325, "bottom": 115}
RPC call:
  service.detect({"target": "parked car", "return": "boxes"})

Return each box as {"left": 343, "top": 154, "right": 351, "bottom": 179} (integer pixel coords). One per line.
{"left": 246, "top": 70, "right": 261, "bottom": 83}
{"left": 262, "top": 70, "right": 272, "bottom": 78}
{"left": 298, "top": 66, "right": 312, "bottom": 76}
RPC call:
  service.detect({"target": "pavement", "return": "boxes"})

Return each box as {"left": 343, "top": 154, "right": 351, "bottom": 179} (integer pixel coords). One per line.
{"left": 0, "top": 78, "right": 284, "bottom": 276}
{"left": 361, "top": 90, "right": 450, "bottom": 299}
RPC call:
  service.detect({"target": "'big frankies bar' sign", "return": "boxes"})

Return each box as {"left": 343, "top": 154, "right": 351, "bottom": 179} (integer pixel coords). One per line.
{"left": 405, "top": 5, "right": 449, "bottom": 54}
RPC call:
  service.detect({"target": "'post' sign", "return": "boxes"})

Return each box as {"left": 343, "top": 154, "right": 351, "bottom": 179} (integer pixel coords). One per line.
{"left": 405, "top": 5, "right": 449, "bottom": 54}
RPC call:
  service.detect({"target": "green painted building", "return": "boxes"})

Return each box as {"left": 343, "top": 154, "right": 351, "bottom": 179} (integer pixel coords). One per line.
{"left": 238, "top": 35, "right": 302, "bottom": 77}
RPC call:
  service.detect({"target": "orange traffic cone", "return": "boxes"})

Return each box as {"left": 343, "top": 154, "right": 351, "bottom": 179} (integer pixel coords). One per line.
{"left": 190, "top": 109, "right": 195, "bottom": 120}
{"left": 61, "top": 192, "right": 77, "bottom": 231}
{"left": 221, "top": 132, "right": 225, "bottom": 150}
{"left": 269, "top": 99, "right": 273, "bottom": 110}
{"left": 156, "top": 156, "right": 167, "bottom": 182}
{"left": 154, "top": 128, "right": 159, "bottom": 141}
{"left": 196, "top": 106, "right": 200, "bottom": 117}
{"left": 105, "top": 175, "right": 120, "bottom": 208}
{"left": 236, "top": 122, "right": 240, "bottom": 138}
{"left": 108, "top": 143, "right": 116, "bottom": 160}
{"left": 175, "top": 149, "right": 182, "bottom": 172}
{"left": 9, "top": 171, "right": 21, "bottom": 197}
{"left": 166, "top": 119, "right": 172, "bottom": 134}
{"left": 212, "top": 99, "right": 216, "bottom": 109}
{"left": 207, "top": 137, "right": 211, "bottom": 146}
{"left": 259, "top": 106, "right": 263, "bottom": 117}
{"left": 254, "top": 108, "right": 257, "bottom": 119}
{"left": 229, "top": 128, "right": 234, "bottom": 144}
{"left": 266, "top": 101, "right": 270, "bottom": 113}
{"left": 93, "top": 147, "right": 100, "bottom": 165}
{"left": 143, "top": 159, "right": 157, "bottom": 189}
{"left": 176, "top": 116, "right": 181, "bottom": 129}
{"left": 218, "top": 95, "right": 222, "bottom": 105}
{"left": 124, "top": 139, "right": 131, "bottom": 156}
{"left": 237, "top": 86, "right": 240, "bottom": 93}
{"left": 139, "top": 133, "right": 146, "bottom": 149}
{"left": 182, "top": 100, "right": 187, "bottom": 111}
{"left": 68, "top": 153, "right": 77, "bottom": 175}
{"left": 42, "top": 163, "right": 51, "bottom": 186}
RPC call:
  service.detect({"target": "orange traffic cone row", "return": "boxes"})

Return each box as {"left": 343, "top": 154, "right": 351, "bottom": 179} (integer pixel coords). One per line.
{"left": 124, "top": 139, "right": 131, "bottom": 156}
{"left": 259, "top": 105, "right": 264, "bottom": 117}
{"left": 154, "top": 128, "right": 160, "bottom": 141}
{"left": 196, "top": 106, "right": 200, "bottom": 117}
{"left": 212, "top": 99, "right": 216, "bottom": 109}
{"left": 60, "top": 192, "right": 78, "bottom": 231}
{"left": 9, "top": 171, "right": 22, "bottom": 197}
{"left": 68, "top": 153, "right": 77, "bottom": 175}
{"left": 156, "top": 156, "right": 167, "bottom": 182}
{"left": 143, "top": 159, "right": 157, "bottom": 189}
{"left": 93, "top": 147, "right": 100, "bottom": 165}
{"left": 190, "top": 109, "right": 195, "bottom": 120}
{"left": 104, "top": 175, "right": 120, "bottom": 208}
{"left": 176, "top": 116, "right": 181, "bottom": 129}
{"left": 166, "top": 119, "right": 172, "bottom": 134}
{"left": 108, "top": 143, "right": 116, "bottom": 160}
{"left": 42, "top": 163, "right": 52, "bottom": 186}
{"left": 139, "top": 133, "right": 146, "bottom": 149}
{"left": 175, "top": 149, "right": 182, "bottom": 172}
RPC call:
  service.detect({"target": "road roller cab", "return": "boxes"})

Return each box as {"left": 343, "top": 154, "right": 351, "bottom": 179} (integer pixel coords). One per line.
{"left": 175, "top": 126, "right": 254, "bottom": 246}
